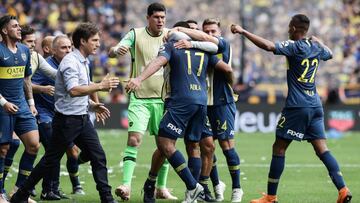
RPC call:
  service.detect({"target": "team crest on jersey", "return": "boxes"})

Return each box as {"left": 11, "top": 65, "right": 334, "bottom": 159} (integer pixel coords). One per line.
{"left": 21, "top": 53, "right": 27, "bottom": 61}
{"left": 279, "top": 40, "right": 294, "bottom": 48}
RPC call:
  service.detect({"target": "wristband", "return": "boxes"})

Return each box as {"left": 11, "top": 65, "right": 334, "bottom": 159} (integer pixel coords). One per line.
{"left": 0, "top": 97, "right": 7, "bottom": 107}
{"left": 27, "top": 99, "right": 35, "bottom": 106}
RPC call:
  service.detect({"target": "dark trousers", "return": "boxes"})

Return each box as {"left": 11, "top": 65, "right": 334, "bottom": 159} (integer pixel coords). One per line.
{"left": 38, "top": 122, "right": 58, "bottom": 192}
{"left": 22, "top": 113, "right": 113, "bottom": 202}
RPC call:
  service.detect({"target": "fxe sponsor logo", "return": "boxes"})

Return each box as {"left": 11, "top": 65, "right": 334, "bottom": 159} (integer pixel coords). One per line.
{"left": 286, "top": 129, "right": 304, "bottom": 139}
{"left": 167, "top": 123, "right": 182, "bottom": 135}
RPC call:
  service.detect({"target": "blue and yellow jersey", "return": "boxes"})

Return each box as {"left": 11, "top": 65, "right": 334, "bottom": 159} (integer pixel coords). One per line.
{"left": 31, "top": 56, "right": 58, "bottom": 122}
{"left": 0, "top": 42, "right": 31, "bottom": 106}
{"left": 207, "top": 37, "right": 236, "bottom": 106}
{"left": 159, "top": 41, "right": 219, "bottom": 106}
{"left": 274, "top": 39, "right": 332, "bottom": 108}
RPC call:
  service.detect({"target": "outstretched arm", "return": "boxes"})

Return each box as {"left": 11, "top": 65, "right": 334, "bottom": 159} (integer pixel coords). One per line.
{"left": 174, "top": 27, "right": 219, "bottom": 45}
{"left": 169, "top": 31, "right": 218, "bottom": 53}
{"left": 125, "top": 56, "right": 168, "bottom": 92}
{"left": 231, "top": 24, "right": 275, "bottom": 52}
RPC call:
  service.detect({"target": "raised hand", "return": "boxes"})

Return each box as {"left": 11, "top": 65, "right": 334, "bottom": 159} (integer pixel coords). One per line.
{"left": 115, "top": 46, "right": 129, "bottom": 56}
{"left": 99, "top": 74, "right": 120, "bottom": 92}
{"left": 230, "top": 24, "right": 245, "bottom": 34}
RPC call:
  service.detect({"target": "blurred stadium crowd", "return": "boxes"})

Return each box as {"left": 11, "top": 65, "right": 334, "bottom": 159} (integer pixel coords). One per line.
{"left": 1, "top": 0, "right": 359, "bottom": 104}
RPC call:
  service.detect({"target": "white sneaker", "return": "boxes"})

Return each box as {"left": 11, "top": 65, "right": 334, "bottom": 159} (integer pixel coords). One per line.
{"left": 183, "top": 183, "right": 204, "bottom": 203}
{"left": 214, "top": 180, "right": 226, "bottom": 202}
{"left": 231, "top": 188, "right": 244, "bottom": 202}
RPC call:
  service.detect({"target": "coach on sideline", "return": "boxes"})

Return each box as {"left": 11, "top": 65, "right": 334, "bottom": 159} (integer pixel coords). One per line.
{"left": 10, "top": 22, "right": 119, "bottom": 203}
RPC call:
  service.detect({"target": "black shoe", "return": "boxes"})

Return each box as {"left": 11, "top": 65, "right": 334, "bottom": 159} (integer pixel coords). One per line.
{"left": 198, "top": 190, "right": 217, "bottom": 202}
{"left": 40, "top": 191, "right": 61, "bottom": 200}
{"left": 10, "top": 190, "right": 29, "bottom": 203}
{"left": 54, "top": 189, "right": 69, "bottom": 199}
{"left": 143, "top": 182, "right": 155, "bottom": 203}
{"left": 29, "top": 188, "right": 37, "bottom": 197}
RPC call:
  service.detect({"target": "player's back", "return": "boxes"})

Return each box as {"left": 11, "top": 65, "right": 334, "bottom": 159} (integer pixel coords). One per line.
{"left": 159, "top": 41, "right": 219, "bottom": 106}
{"left": 274, "top": 39, "right": 332, "bottom": 108}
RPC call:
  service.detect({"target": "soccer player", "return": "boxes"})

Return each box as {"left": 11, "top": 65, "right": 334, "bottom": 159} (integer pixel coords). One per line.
{"left": 10, "top": 22, "right": 119, "bottom": 203}
{"left": 141, "top": 21, "right": 219, "bottom": 203}
{"left": 108, "top": 2, "right": 176, "bottom": 201}
{"left": 31, "top": 35, "right": 84, "bottom": 200}
{"left": 0, "top": 15, "right": 40, "bottom": 203}
{"left": 126, "top": 20, "right": 233, "bottom": 203}
{"left": 174, "top": 18, "right": 243, "bottom": 202}
{"left": 4, "top": 24, "right": 57, "bottom": 202}
{"left": 231, "top": 14, "right": 352, "bottom": 203}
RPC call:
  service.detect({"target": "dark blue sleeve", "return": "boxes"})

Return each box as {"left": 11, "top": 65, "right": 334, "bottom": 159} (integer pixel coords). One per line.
{"left": 208, "top": 54, "right": 220, "bottom": 67}
{"left": 217, "top": 37, "right": 227, "bottom": 53}
{"left": 319, "top": 45, "right": 332, "bottom": 61}
{"left": 24, "top": 48, "right": 32, "bottom": 77}
{"left": 158, "top": 42, "right": 172, "bottom": 61}
{"left": 274, "top": 40, "right": 296, "bottom": 57}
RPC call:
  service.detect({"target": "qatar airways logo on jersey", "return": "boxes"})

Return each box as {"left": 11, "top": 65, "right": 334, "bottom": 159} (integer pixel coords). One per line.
{"left": 286, "top": 129, "right": 304, "bottom": 139}
{"left": 167, "top": 123, "right": 182, "bottom": 135}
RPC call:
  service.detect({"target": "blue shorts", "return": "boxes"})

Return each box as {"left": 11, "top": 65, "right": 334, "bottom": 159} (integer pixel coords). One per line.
{"left": 159, "top": 103, "right": 207, "bottom": 142}
{"left": 276, "top": 107, "right": 326, "bottom": 141}
{"left": 0, "top": 110, "right": 38, "bottom": 144}
{"left": 206, "top": 103, "right": 236, "bottom": 140}
{"left": 200, "top": 116, "right": 213, "bottom": 140}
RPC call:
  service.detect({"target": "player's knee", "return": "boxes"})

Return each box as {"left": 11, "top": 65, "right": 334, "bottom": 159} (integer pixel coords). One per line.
{"left": 25, "top": 142, "right": 40, "bottom": 154}
{"left": 200, "top": 141, "right": 215, "bottom": 156}
{"left": 0, "top": 144, "right": 10, "bottom": 158}
{"left": 158, "top": 144, "right": 175, "bottom": 158}
{"left": 66, "top": 147, "right": 79, "bottom": 158}
{"left": 272, "top": 143, "right": 286, "bottom": 156}
{"left": 127, "top": 134, "right": 141, "bottom": 147}
{"left": 186, "top": 142, "right": 200, "bottom": 157}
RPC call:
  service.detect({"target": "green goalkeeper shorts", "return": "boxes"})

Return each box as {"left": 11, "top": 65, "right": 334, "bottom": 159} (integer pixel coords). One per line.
{"left": 127, "top": 93, "right": 164, "bottom": 136}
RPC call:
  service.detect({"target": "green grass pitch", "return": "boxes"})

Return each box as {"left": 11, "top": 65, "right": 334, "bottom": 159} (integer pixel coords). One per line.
{"left": 5, "top": 130, "right": 359, "bottom": 202}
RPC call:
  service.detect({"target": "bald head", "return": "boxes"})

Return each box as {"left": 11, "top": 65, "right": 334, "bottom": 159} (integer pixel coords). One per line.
{"left": 52, "top": 35, "right": 72, "bottom": 62}
{"left": 41, "top": 36, "right": 55, "bottom": 58}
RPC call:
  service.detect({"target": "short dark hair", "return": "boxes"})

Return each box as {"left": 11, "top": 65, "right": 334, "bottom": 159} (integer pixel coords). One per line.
{"left": 147, "top": 2, "right": 166, "bottom": 16}
{"left": 72, "top": 22, "right": 99, "bottom": 49}
{"left": 20, "top": 24, "right": 35, "bottom": 41}
{"left": 186, "top": 20, "right": 198, "bottom": 25}
{"left": 203, "top": 18, "right": 220, "bottom": 27}
{"left": 291, "top": 14, "right": 310, "bottom": 32}
{"left": 173, "top": 21, "right": 190, "bottom": 28}
{"left": 0, "top": 15, "right": 17, "bottom": 36}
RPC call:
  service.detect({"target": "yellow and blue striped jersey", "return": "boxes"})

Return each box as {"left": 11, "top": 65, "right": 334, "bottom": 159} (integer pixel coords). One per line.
{"left": 0, "top": 42, "right": 31, "bottom": 106}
